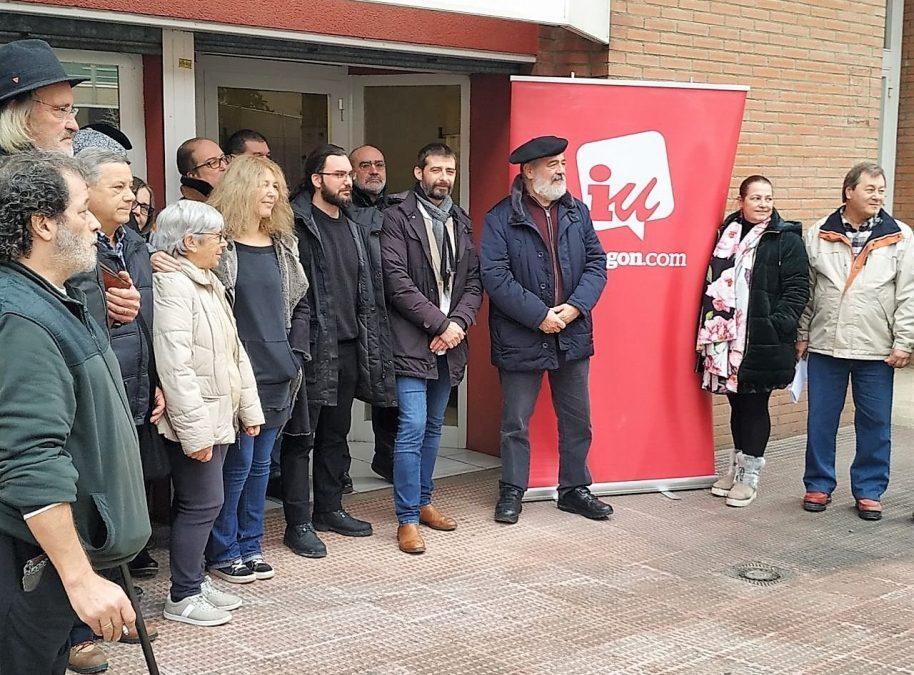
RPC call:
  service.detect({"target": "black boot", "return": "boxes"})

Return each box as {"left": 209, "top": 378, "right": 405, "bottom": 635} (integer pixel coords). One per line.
{"left": 341, "top": 471, "right": 354, "bottom": 495}
{"left": 283, "top": 523, "right": 327, "bottom": 558}
{"left": 494, "top": 483, "right": 524, "bottom": 524}
{"left": 557, "top": 487, "right": 613, "bottom": 520}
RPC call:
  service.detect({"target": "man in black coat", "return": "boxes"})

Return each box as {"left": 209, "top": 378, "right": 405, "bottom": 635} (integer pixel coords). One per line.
{"left": 480, "top": 135, "right": 612, "bottom": 525}
{"left": 379, "top": 142, "right": 482, "bottom": 554}
{"left": 280, "top": 144, "right": 397, "bottom": 558}
{"left": 350, "top": 144, "right": 398, "bottom": 483}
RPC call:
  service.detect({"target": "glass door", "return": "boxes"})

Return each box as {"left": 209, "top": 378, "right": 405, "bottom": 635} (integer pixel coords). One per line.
{"left": 349, "top": 74, "right": 471, "bottom": 449}
{"left": 196, "top": 55, "right": 351, "bottom": 187}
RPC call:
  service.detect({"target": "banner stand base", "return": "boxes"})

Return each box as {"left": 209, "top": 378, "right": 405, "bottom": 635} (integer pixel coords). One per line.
{"left": 522, "top": 475, "right": 717, "bottom": 502}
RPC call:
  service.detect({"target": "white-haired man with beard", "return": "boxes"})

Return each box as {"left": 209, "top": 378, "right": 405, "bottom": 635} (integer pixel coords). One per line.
{"left": 480, "top": 135, "right": 611, "bottom": 525}
{"left": 0, "top": 152, "right": 149, "bottom": 674}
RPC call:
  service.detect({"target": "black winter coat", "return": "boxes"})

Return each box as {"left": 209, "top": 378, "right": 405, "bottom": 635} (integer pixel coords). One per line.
{"left": 380, "top": 190, "right": 483, "bottom": 385}
{"left": 480, "top": 176, "right": 607, "bottom": 371}
{"left": 70, "top": 227, "right": 156, "bottom": 424}
{"left": 286, "top": 190, "right": 396, "bottom": 434}
{"left": 719, "top": 209, "right": 810, "bottom": 391}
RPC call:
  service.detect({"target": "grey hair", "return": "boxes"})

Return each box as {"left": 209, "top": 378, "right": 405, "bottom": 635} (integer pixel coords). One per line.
{"left": 151, "top": 200, "right": 224, "bottom": 256}
{"left": 842, "top": 162, "right": 885, "bottom": 202}
{"left": 0, "top": 95, "right": 36, "bottom": 155}
{"left": 76, "top": 148, "right": 131, "bottom": 186}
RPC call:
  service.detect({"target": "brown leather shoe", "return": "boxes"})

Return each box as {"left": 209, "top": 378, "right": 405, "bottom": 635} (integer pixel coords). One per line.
{"left": 803, "top": 491, "right": 831, "bottom": 512}
{"left": 68, "top": 641, "right": 108, "bottom": 674}
{"left": 419, "top": 504, "right": 457, "bottom": 531}
{"left": 119, "top": 622, "right": 159, "bottom": 645}
{"left": 856, "top": 499, "right": 883, "bottom": 521}
{"left": 397, "top": 524, "right": 426, "bottom": 554}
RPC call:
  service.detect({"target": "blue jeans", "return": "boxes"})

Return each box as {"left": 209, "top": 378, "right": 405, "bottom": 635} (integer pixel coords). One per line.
{"left": 804, "top": 353, "right": 894, "bottom": 500}
{"left": 206, "top": 426, "right": 281, "bottom": 565}
{"left": 393, "top": 357, "right": 452, "bottom": 525}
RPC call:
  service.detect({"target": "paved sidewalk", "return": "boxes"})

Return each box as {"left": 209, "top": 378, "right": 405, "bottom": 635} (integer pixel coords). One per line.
{"left": 108, "top": 427, "right": 914, "bottom": 674}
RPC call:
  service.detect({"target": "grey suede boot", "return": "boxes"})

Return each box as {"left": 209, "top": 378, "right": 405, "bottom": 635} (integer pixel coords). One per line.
{"left": 710, "top": 449, "right": 739, "bottom": 497}
{"left": 726, "top": 454, "right": 766, "bottom": 507}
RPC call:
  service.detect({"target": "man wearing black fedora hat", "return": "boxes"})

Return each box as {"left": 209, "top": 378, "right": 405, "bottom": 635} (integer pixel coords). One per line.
{"left": 480, "top": 135, "right": 612, "bottom": 525}
{"left": 0, "top": 39, "right": 88, "bottom": 157}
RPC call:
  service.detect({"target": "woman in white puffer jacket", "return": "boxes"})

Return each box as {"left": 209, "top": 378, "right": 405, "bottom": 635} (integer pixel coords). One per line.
{"left": 151, "top": 200, "right": 264, "bottom": 627}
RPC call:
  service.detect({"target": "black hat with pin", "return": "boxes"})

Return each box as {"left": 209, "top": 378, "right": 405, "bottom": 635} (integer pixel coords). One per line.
{"left": 0, "top": 39, "right": 88, "bottom": 104}
{"left": 509, "top": 135, "right": 568, "bottom": 165}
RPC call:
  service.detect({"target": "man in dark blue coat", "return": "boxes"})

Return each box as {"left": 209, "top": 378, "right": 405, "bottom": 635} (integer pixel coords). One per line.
{"left": 480, "top": 135, "right": 611, "bottom": 525}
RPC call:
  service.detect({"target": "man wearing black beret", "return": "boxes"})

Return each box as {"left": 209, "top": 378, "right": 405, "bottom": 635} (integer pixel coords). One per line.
{"left": 480, "top": 135, "right": 612, "bottom": 524}
{"left": 0, "top": 39, "right": 87, "bottom": 157}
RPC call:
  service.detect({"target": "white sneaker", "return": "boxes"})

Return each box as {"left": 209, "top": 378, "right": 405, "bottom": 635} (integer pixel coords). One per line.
{"left": 202, "top": 575, "right": 243, "bottom": 610}
{"left": 163, "top": 593, "right": 232, "bottom": 626}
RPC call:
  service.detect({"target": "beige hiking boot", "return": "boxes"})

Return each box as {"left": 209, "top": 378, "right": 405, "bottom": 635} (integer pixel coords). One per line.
{"left": 726, "top": 454, "right": 766, "bottom": 507}
{"left": 710, "top": 449, "right": 739, "bottom": 497}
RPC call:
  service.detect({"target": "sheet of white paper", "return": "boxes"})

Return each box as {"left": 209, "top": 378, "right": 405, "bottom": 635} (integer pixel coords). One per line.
{"left": 789, "top": 358, "right": 808, "bottom": 403}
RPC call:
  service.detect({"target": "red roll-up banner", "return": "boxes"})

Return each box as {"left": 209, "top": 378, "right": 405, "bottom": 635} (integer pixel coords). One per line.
{"left": 508, "top": 77, "right": 748, "bottom": 497}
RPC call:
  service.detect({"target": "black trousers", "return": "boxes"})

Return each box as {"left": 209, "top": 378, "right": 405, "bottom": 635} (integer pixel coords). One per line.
{"left": 0, "top": 534, "right": 77, "bottom": 675}
{"left": 281, "top": 340, "right": 359, "bottom": 523}
{"left": 726, "top": 391, "right": 772, "bottom": 458}
{"left": 371, "top": 405, "right": 399, "bottom": 473}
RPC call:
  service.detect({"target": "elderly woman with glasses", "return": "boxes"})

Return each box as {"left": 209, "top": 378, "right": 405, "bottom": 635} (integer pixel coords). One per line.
{"left": 150, "top": 200, "right": 264, "bottom": 628}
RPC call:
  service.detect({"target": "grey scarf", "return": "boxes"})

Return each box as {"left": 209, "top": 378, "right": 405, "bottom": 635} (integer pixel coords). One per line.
{"left": 414, "top": 185, "right": 455, "bottom": 292}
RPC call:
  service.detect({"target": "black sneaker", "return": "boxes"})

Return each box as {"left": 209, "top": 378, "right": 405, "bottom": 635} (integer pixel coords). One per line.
{"left": 208, "top": 560, "right": 256, "bottom": 584}
{"left": 312, "top": 509, "right": 373, "bottom": 537}
{"left": 494, "top": 483, "right": 524, "bottom": 524}
{"left": 341, "top": 471, "right": 354, "bottom": 495}
{"left": 128, "top": 547, "right": 159, "bottom": 579}
{"left": 244, "top": 556, "right": 275, "bottom": 580}
{"left": 283, "top": 523, "right": 328, "bottom": 558}
{"left": 557, "top": 487, "right": 613, "bottom": 520}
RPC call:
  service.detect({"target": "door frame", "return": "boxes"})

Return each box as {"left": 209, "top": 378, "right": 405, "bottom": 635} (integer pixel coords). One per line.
{"left": 349, "top": 73, "right": 471, "bottom": 449}
{"left": 195, "top": 54, "right": 352, "bottom": 151}
{"left": 880, "top": 0, "right": 904, "bottom": 210}
{"left": 54, "top": 48, "right": 147, "bottom": 177}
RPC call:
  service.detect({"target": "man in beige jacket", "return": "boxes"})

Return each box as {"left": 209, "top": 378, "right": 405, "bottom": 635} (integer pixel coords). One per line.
{"left": 797, "top": 162, "right": 914, "bottom": 520}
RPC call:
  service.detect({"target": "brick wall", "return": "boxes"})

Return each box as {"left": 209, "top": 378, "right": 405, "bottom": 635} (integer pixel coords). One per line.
{"left": 534, "top": 0, "right": 878, "bottom": 447}
{"left": 895, "top": 0, "right": 914, "bottom": 224}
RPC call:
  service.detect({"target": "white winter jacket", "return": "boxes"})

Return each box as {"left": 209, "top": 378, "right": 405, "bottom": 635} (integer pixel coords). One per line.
{"left": 798, "top": 208, "right": 914, "bottom": 360}
{"left": 153, "top": 257, "right": 264, "bottom": 454}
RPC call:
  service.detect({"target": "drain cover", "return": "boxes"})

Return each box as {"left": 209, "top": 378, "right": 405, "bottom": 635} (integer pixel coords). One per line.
{"left": 728, "top": 562, "right": 788, "bottom": 586}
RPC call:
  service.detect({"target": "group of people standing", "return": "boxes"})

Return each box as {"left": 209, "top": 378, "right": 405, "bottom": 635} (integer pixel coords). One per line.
{"left": 0, "top": 39, "right": 612, "bottom": 674}
{"left": 698, "top": 164, "right": 913, "bottom": 521}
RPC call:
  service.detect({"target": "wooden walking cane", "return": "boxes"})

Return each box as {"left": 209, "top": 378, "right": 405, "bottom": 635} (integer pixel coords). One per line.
{"left": 118, "top": 564, "right": 160, "bottom": 675}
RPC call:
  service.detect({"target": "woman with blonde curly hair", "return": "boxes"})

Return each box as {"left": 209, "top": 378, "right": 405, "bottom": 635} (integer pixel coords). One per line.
{"left": 201, "top": 155, "right": 310, "bottom": 582}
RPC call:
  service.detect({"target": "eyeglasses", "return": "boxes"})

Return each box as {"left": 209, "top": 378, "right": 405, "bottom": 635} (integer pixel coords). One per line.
{"left": 192, "top": 155, "right": 230, "bottom": 172}
{"left": 131, "top": 201, "right": 152, "bottom": 216}
{"left": 357, "top": 160, "right": 386, "bottom": 170}
{"left": 200, "top": 232, "right": 227, "bottom": 243}
{"left": 33, "top": 99, "right": 79, "bottom": 119}
{"left": 317, "top": 171, "right": 354, "bottom": 181}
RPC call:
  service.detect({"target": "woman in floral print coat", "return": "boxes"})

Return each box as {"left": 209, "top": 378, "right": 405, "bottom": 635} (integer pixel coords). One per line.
{"left": 696, "top": 175, "right": 809, "bottom": 508}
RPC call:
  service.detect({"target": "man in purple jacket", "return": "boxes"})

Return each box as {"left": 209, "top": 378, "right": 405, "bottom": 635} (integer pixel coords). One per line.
{"left": 380, "top": 142, "right": 482, "bottom": 554}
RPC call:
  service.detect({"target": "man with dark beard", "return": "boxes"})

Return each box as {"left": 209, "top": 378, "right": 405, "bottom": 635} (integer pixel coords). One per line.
{"left": 0, "top": 152, "right": 149, "bottom": 673}
{"left": 349, "top": 144, "right": 398, "bottom": 483}
{"left": 480, "top": 135, "right": 611, "bottom": 525}
{"left": 380, "top": 143, "right": 482, "bottom": 554}
{"left": 279, "top": 144, "right": 396, "bottom": 558}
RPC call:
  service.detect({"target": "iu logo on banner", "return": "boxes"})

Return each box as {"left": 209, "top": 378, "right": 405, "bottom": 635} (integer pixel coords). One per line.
{"left": 577, "top": 131, "right": 675, "bottom": 239}
{"left": 509, "top": 78, "right": 748, "bottom": 493}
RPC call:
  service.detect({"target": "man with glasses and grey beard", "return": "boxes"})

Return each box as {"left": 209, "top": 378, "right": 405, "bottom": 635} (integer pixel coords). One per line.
{"left": 480, "top": 135, "right": 611, "bottom": 526}
{"left": 349, "top": 144, "right": 398, "bottom": 484}
{"left": 176, "top": 137, "right": 229, "bottom": 202}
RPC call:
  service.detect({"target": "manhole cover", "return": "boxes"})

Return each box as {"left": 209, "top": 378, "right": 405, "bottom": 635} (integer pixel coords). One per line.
{"left": 727, "top": 562, "right": 788, "bottom": 586}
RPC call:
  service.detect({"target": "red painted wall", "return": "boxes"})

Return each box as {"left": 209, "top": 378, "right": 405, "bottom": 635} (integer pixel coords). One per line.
{"left": 466, "top": 74, "right": 511, "bottom": 457}
{"left": 141, "top": 54, "right": 165, "bottom": 207}
{"left": 25, "top": 0, "right": 539, "bottom": 56}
